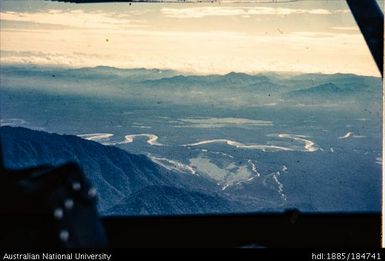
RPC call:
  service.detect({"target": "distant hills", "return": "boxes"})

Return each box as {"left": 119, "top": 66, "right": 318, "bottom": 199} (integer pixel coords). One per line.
{"left": 141, "top": 72, "right": 270, "bottom": 88}
{"left": 1, "top": 126, "right": 244, "bottom": 215}
{"left": 1, "top": 65, "right": 381, "bottom": 107}
{"left": 284, "top": 81, "right": 380, "bottom": 103}
{"left": 285, "top": 82, "right": 349, "bottom": 99}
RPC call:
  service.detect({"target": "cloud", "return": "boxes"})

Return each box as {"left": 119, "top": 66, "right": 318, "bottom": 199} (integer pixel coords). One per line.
{"left": 1, "top": 28, "right": 378, "bottom": 77}
{"left": 0, "top": 7, "right": 379, "bottom": 77}
{"left": 0, "top": 9, "right": 146, "bottom": 29}
{"left": 161, "top": 7, "right": 333, "bottom": 18}
{"left": 331, "top": 26, "right": 359, "bottom": 31}
{"left": 0, "top": 50, "right": 109, "bottom": 67}
{"left": 334, "top": 9, "right": 351, "bottom": 14}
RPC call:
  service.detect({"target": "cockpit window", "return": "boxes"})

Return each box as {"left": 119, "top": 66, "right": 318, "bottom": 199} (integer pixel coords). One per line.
{"left": 0, "top": 0, "right": 382, "bottom": 215}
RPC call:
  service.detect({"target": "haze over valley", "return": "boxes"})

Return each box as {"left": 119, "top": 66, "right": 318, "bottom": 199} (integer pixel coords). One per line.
{"left": 1, "top": 66, "right": 382, "bottom": 214}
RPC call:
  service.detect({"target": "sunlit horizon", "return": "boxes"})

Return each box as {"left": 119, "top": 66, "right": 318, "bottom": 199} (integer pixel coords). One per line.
{"left": 0, "top": 0, "right": 381, "bottom": 77}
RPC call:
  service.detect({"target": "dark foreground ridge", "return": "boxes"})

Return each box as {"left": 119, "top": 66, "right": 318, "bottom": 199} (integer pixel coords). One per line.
{"left": 0, "top": 126, "right": 246, "bottom": 215}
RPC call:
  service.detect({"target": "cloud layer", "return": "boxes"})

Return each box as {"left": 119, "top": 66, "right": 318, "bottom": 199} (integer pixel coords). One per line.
{"left": 1, "top": 9, "right": 146, "bottom": 29}
{"left": 160, "top": 6, "right": 342, "bottom": 18}
{"left": 0, "top": 6, "right": 379, "bottom": 76}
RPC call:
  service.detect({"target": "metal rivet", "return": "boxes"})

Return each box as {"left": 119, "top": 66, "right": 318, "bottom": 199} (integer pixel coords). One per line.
{"left": 59, "top": 229, "right": 69, "bottom": 242}
{"left": 53, "top": 208, "right": 63, "bottom": 220}
{"left": 72, "top": 182, "right": 81, "bottom": 191}
{"left": 88, "top": 187, "right": 97, "bottom": 198}
{"left": 64, "top": 199, "right": 74, "bottom": 210}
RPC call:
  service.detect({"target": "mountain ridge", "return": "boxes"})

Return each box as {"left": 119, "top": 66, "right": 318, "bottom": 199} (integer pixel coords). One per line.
{"left": 0, "top": 126, "right": 239, "bottom": 215}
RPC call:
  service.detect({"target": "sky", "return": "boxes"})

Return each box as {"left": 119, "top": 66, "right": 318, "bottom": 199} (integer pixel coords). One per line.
{"left": 0, "top": 0, "right": 382, "bottom": 76}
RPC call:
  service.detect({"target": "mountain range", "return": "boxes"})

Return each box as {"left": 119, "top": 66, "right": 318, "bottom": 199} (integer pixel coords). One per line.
{"left": 0, "top": 126, "right": 246, "bottom": 215}
{"left": 1, "top": 66, "right": 381, "bottom": 107}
